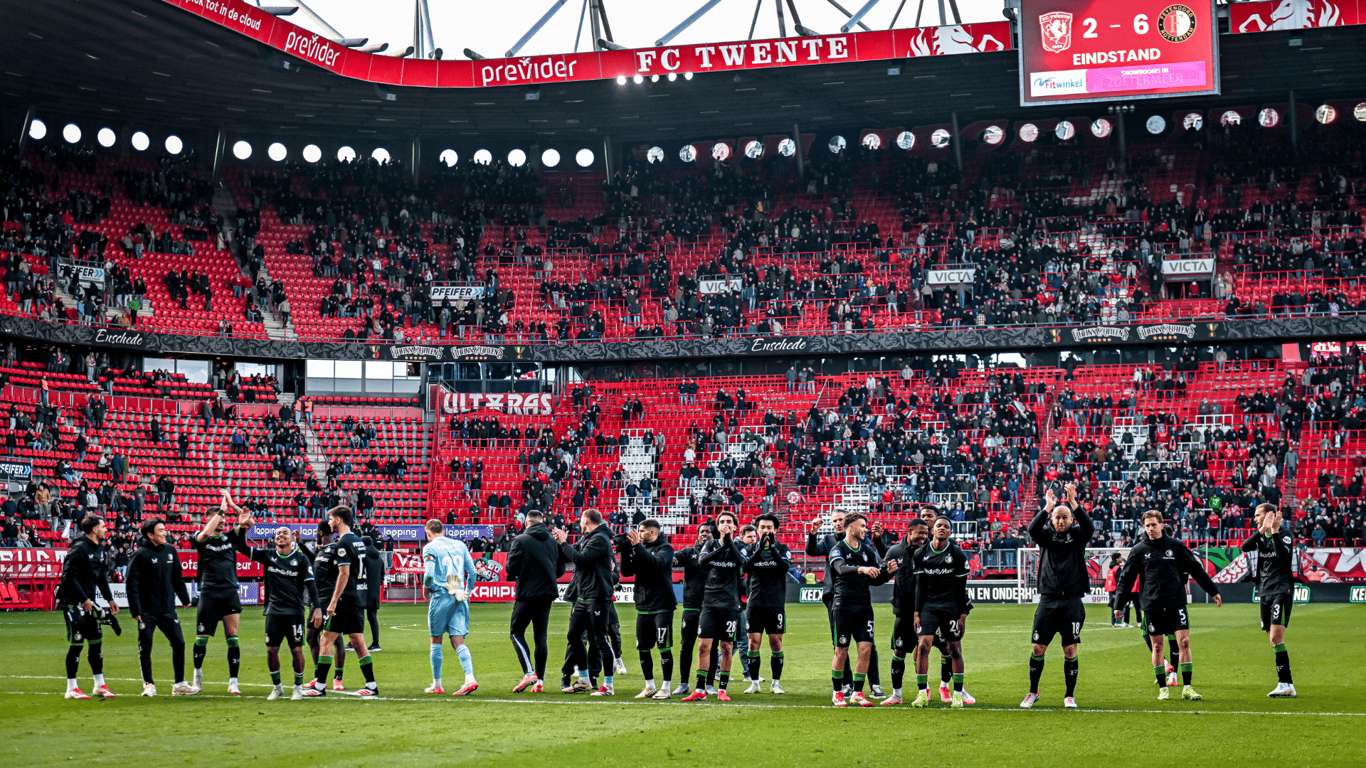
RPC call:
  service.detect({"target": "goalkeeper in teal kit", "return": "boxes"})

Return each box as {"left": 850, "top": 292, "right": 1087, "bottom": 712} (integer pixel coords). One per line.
{"left": 423, "top": 520, "right": 479, "bottom": 696}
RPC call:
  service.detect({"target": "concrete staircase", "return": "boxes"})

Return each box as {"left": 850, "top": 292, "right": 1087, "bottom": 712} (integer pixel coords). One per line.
{"left": 215, "top": 181, "right": 296, "bottom": 342}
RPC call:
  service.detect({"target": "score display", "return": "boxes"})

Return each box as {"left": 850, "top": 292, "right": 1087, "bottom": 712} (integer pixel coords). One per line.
{"left": 1018, "top": 0, "right": 1219, "bottom": 107}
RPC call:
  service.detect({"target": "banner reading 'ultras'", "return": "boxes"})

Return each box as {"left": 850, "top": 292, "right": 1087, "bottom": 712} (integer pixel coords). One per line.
{"left": 1019, "top": 0, "right": 1220, "bottom": 106}
{"left": 428, "top": 386, "right": 554, "bottom": 416}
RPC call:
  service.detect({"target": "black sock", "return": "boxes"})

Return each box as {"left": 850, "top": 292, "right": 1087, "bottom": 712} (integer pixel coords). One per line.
{"left": 271, "top": 670, "right": 282, "bottom": 685}
{"left": 358, "top": 654, "right": 375, "bottom": 685}
{"left": 853, "top": 672, "right": 865, "bottom": 693}
{"left": 696, "top": 671, "right": 707, "bottom": 691}
{"left": 706, "top": 662, "right": 716, "bottom": 687}
{"left": 770, "top": 651, "right": 783, "bottom": 681}
{"left": 661, "top": 651, "right": 674, "bottom": 684}
{"left": 842, "top": 656, "right": 853, "bottom": 686}
{"left": 639, "top": 652, "right": 654, "bottom": 682}
{"left": 1123, "top": 606, "right": 1131, "bottom": 624}
{"left": 867, "top": 647, "right": 880, "bottom": 686}
{"left": 940, "top": 654, "right": 953, "bottom": 684}
{"left": 831, "top": 669, "right": 843, "bottom": 692}
{"left": 1181, "top": 662, "right": 1192, "bottom": 686}
{"left": 746, "top": 651, "right": 761, "bottom": 681}
{"left": 314, "top": 655, "right": 333, "bottom": 686}
{"left": 66, "top": 644, "right": 81, "bottom": 679}
{"left": 1167, "top": 636, "right": 1180, "bottom": 667}
{"left": 1274, "top": 643, "right": 1292, "bottom": 685}
{"left": 718, "top": 671, "right": 729, "bottom": 691}
{"left": 193, "top": 637, "right": 207, "bottom": 670}
{"left": 1064, "top": 656, "right": 1078, "bottom": 697}
{"left": 890, "top": 655, "right": 905, "bottom": 690}
{"left": 1029, "top": 654, "right": 1045, "bottom": 694}
{"left": 226, "top": 636, "right": 240, "bottom": 678}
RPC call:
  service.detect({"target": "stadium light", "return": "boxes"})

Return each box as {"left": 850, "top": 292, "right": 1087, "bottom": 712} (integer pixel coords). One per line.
{"left": 1146, "top": 115, "right": 1167, "bottom": 134}
{"left": 1355, "top": 103, "right": 1366, "bottom": 122}
{"left": 372, "top": 147, "right": 390, "bottom": 162}
{"left": 440, "top": 149, "right": 459, "bottom": 167}
{"left": 1316, "top": 104, "right": 1337, "bottom": 125}
{"left": 337, "top": 145, "right": 356, "bottom": 161}
{"left": 63, "top": 123, "right": 81, "bottom": 144}
{"left": 390, "top": 46, "right": 415, "bottom": 58}
{"left": 541, "top": 148, "right": 560, "bottom": 167}
{"left": 464, "top": 48, "right": 486, "bottom": 60}
{"left": 576, "top": 148, "right": 595, "bottom": 167}
{"left": 302, "top": 144, "right": 322, "bottom": 163}
{"left": 97, "top": 127, "right": 116, "bottom": 147}
{"left": 473, "top": 149, "right": 492, "bottom": 165}
{"left": 616, "top": 75, "right": 627, "bottom": 85}
{"left": 1018, "top": 123, "right": 1038, "bottom": 142}
{"left": 828, "top": 135, "right": 846, "bottom": 153}
{"left": 432, "top": 48, "right": 443, "bottom": 60}
{"left": 679, "top": 144, "right": 697, "bottom": 162}
{"left": 357, "top": 42, "right": 389, "bottom": 53}
{"left": 337, "top": 38, "right": 369, "bottom": 48}
{"left": 778, "top": 138, "right": 795, "bottom": 156}
{"left": 259, "top": 6, "right": 298, "bottom": 16}
{"left": 165, "top": 135, "right": 183, "bottom": 154}
{"left": 895, "top": 131, "right": 915, "bottom": 150}
{"left": 233, "top": 140, "right": 252, "bottom": 160}
{"left": 795, "top": 24, "right": 820, "bottom": 36}
{"left": 667, "top": 73, "right": 677, "bottom": 81}
{"left": 28, "top": 119, "right": 46, "bottom": 141}
{"left": 598, "top": 39, "right": 627, "bottom": 51}
{"left": 132, "top": 131, "right": 149, "bottom": 151}
{"left": 508, "top": 149, "right": 527, "bottom": 167}
{"left": 268, "top": 142, "right": 287, "bottom": 161}
{"left": 931, "top": 129, "right": 950, "bottom": 148}
{"left": 633, "top": 74, "right": 644, "bottom": 84}
{"left": 684, "top": 72, "right": 693, "bottom": 80}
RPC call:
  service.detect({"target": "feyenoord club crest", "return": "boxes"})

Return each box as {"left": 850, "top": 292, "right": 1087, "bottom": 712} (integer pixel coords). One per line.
{"left": 1158, "top": 4, "right": 1197, "bottom": 43}
{"left": 1039, "top": 11, "right": 1073, "bottom": 53}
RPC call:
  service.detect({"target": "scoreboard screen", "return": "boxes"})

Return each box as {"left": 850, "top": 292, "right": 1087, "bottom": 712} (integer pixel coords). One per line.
{"left": 1018, "top": 0, "right": 1219, "bottom": 107}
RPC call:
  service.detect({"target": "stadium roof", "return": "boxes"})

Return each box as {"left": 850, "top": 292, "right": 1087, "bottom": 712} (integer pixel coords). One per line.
{"left": 4, "top": 0, "right": 1366, "bottom": 150}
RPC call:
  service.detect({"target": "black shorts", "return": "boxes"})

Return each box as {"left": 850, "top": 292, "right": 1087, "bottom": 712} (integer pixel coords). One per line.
{"left": 635, "top": 610, "right": 674, "bottom": 651}
{"left": 195, "top": 591, "right": 242, "bottom": 636}
{"left": 323, "top": 598, "right": 365, "bottom": 636}
{"left": 746, "top": 605, "right": 786, "bottom": 635}
{"left": 680, "top": 607, "right": 700, "bottom": 641}
{"left": 1144, "top": 605, "right": 1190, "bottom": 636}
{"left": 917, "top": 606, "right": 964, "bottom": 642}
{"left": 64, "top": 603, "right": 102, "bottom": 645}
{"left": 265, "top": 614, "right": 306, "bottom": 649}
{"left": 698, "top": 606, "right": 739, "bottom": 641}
{"left": 891, "top": 614, "right": 917, "bottom": 653}
{"left": 834, "top": 606, "right": 875, "bottom": 648}
{"left": 1032, "top": 597, "right": 1086, "bottom": 646}
{"left": 1260, "top": 595, "right": 1293, "bottom": 631}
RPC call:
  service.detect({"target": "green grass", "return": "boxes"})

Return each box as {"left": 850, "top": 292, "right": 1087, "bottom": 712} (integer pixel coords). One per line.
{"left": 2, "top": 602, "right": 1364, "bottom": 766}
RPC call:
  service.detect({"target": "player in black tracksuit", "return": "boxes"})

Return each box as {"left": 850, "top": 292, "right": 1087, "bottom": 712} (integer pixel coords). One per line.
{"left": 682, "top": 513, "right": 745, "bottom": 701}
{"left": 1241, "top": 503, "right": 1298, "bottom": 696}
{"left": 57, "top": 516, "right": 117, "bottom": 698}
{"left": 911, "top": 516, "right": 971, "bottom": 707}
{"left": 507, "top": 510, "right": 565, "bottom": 689}
{"left": 359, "top": 537, "right": 385, "bottom": 651}
{"left": 742, "top": 514, "right": 791, "bottom": 694}
{"left": 671, "top": 522, "right": 715, "bottom": 695}
{"left": 232, "top": 522, "right": 320, "bottom": 699}
{"left": 1114, "top": 512, "right": 1222, "bottom": 700}
{"left": 1023, "top": 485, "right": 1093, "bottom": 707}
{"left": 556, "top": 512, "right": 618, "bottom": 694}
{"left": 621, "top": 518, "right": 676, "bottom": 698}
{"left": 126, "top": 517, "right": 191, "bottom": 694}
{"left": 828, "top": 513, "right": 895, "bottom": 706}
{"left": 807, "top": 514, "right": 885, "bottom": 694}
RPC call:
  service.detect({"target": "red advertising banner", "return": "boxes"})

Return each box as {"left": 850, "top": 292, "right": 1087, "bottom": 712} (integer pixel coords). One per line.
{"left": 0, "top": 547, "right": 68, "bottom": 577}
{"left": 1229, "top": 1, "right": 1361, "bottom": 33}
{"left": 1018, "top": 0, "right": 1220, "bottom": 106}
{"left": 1302, "top": 547, "right": 1366, "bottom": 583}
{"left": 176, "top": 549, "right": 264, "bottom": 579}
{"left": 428, "top": 386, "right": 555, "bottom": 416}
{"left": 470, "top": 582, "right": 518, "bottom": 602}
{"left": 391, "top": 550, "right": 424, "bottom": 575}
{"left": 160, "top": 0, "right": 1009, "bottom": 90}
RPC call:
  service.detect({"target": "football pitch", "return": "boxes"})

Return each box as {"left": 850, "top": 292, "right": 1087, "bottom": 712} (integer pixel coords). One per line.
{"left": 2, "top": 602, "right": 1364, "bottom": 767}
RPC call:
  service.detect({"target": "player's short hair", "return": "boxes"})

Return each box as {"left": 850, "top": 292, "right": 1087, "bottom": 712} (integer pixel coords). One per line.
{"left": 362, "top": 536, "right": 375, "bottom": 547}
{"left": 203, "top": 504, "right": 226, "bottom": 519}
{"left": 316, "top": 520, "right": 331, "bottom": 539}
{"left": 329, "top": 505, "right": 354, "bottom": 528}
{"left": 80, "top": 515, "right": 103, "bottom": 534}
{"left": 754, "top": 514, "right": 780, "bottom": 530}
{"left": 582, "top": 508, "right": 604, "bottom": 525}
{"left": 640, "top": 518, "right": 661, "bottom": 531}
{"left": 907, "top": 518, "right": 929, "bottom": 531}
{"left": 1255, "top": 503, "right": 1280, "bottom": 518}
{"left": 919, "top": 505, "right": 940, "bottom": 519}
{"left": 140, "top": 517, "right": 165, "bottom": 537}
{"left": 526, "top": 509, "right": 545, "bottom": 522}
{"left": 424, "top": 519, "right": 444, "bottom": 534}
{"left": 716, "top": 510, "right": 738, "bottom": 526}
{"left": 843, "top": 512, "right": 866, "bottom": 527}
{"left": 738, "top": 524, "right": 757, "bottom": 537}
{"left": 933, "top": 515, "right": 953, "bottom": 530}
{"left": 1142, "top": 510, "right": 1163, "bottom": 524}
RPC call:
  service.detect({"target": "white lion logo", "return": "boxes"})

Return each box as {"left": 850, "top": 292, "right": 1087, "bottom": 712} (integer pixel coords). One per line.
{"left": 1238, "top": 0, "right": 1342, "bottom": 32}
{"left": 907, "top": 25, "right": 1007, "bottom": 57}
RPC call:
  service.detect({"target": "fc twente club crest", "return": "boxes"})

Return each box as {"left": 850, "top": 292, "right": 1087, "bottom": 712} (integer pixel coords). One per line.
{"left": 1039, "top": 11, "right": 1073, "bottom": 53}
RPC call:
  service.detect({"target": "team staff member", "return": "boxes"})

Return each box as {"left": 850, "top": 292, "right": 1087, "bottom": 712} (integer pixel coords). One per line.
{"left": 1114, "top": 511, "right": 1223, "bottom": 701}
{"left": 360, "top": 536, "right": 385, "bottom": 652}
{"left": 58, "top": 515, "right": 118, "bottom": 699}
{"left": 1240, "top": 503, "right": 1298, "bottom": 697}
{"left": 1021, "top": 484, "right": 1093, "bottom": 709}
{"left": 507, "top": 510, "right": 565, "bottom": 693}
{"left": 623, "top": 518, "right": 677, "bottom": 699}
{"left": 742, "top": 514, "right": 791, "bottom": 695}
{"left": 231, "top": 517, "right": 321, "bottom": 700}
{"left": 554, "top": 509, "right": 618, "bottom": 696}
{"left": 671, "top": 523, "right": 715, "bottom": 696}
{"left": 193, "top": 495, "right": 245, "bottom": 695}
{"left": 126, "top": 517, "right": 192, "bottom": 697}
{"left": 682, "top": 512, "right": 745, "bottom": 703}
